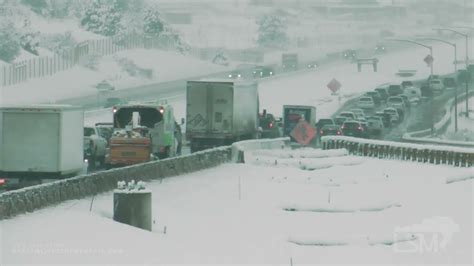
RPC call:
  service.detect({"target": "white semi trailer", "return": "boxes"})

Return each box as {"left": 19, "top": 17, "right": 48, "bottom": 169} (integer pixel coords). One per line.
{"left": 186, "top": 80, "right": 259, "bottom": 152}
{"left": 0, "top": 105, "right": 85, "bottom": 188}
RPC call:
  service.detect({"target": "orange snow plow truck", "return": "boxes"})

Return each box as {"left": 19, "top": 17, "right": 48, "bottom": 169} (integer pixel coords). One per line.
{"left": 105, "top": 104, "right": 180, "bottom": 168}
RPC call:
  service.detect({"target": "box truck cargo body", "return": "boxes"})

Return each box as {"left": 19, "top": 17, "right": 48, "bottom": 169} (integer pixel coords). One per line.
{"left": 282, "top": 105, "right": 316, "bottom": 137}
{"left": 0, "top": 105, "right": 84, "bottom": 179}
{"left": 186, "top": 80, "right": 259, "bottom": 152}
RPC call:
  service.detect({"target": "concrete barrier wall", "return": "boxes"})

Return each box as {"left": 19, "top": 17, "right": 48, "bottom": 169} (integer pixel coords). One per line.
{"left": 321, "top": 136, "right": 474, "bottom": 167}
{"left": 231, "top": 137, "right": 291, "bottom": 163}
{"left": 0, "top": 147, "right": 232, "bottom": 220}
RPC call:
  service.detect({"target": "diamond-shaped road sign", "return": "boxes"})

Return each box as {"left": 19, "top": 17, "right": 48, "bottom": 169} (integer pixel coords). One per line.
{"left": 424, "top": 54, "right": 434, "bottom": 66}
{"left": 327, "top": 78, "right": 341, "bottom": 93}
{"left": 290, "top": 120, "right": 316, "bottom": 145}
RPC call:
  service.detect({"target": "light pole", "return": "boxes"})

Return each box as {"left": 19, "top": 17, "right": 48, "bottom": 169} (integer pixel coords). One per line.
{"left": 434, "top": 28, "right": 469, "bottom": 69}
{"left": 386, "top": 38, "right": 434, "bottom": 134}
{"left": 386, "top": 38, "right": 433, "bottom": 74}
{"left": 434, "top": 28, "right": 471, "bottom": 118}
{"left": 417, "top": 37, "right": 459, "bottom": 132}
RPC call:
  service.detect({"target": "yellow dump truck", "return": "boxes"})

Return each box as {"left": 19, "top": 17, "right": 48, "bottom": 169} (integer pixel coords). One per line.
{"left": 105, "top": 104, "right": 179, "bottom": 168}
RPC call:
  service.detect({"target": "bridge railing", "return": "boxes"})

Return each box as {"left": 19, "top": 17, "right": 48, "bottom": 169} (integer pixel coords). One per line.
{"left": 321, "top": 136, "right": 474, "bottom": 167}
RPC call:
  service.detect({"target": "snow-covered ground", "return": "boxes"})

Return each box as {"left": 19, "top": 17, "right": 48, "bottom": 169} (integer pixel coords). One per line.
{"left": 0, "top": 49, "right": 227, "bottom": 106}
{"left": 258, "top": 37, "right": 474, "bottom": 119}
{"left": 81, "top": 36, "right": 474, "bottom": 128}
{"left": 1, "top": 150, "right": 472, "bottom": 264}
{"left": 437, "top": 95, "right": 474, "bottom": 142}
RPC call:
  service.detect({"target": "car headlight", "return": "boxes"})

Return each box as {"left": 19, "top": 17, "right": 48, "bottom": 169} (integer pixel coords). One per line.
{"left": 238, "top": 74, "right": 241, "bottom": 77}
{"left": 228, "top": 74, "right": 232, "bottom": 78}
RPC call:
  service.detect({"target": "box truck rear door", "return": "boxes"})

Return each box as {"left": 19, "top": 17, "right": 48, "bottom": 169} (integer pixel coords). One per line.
{"left": 210, "top": 83, "right": 233, "bottom": 133}
{"left": 3, "top": 112, "right": 59, "bottom": 172}
{"left": 187, "top": 82, "right": 209, "bottom": 133}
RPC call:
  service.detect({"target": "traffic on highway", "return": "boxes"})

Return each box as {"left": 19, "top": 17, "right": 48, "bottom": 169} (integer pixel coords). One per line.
{"left": 1, "top": 1, "right": 473, "bottom": 265}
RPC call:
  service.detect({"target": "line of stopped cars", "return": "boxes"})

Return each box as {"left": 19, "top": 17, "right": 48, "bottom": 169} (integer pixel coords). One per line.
{"left": 317, "top": 74, "right": 455, "bottom": 140}
{"left": 317, "top": 78, "right": 438, "bottom": 140}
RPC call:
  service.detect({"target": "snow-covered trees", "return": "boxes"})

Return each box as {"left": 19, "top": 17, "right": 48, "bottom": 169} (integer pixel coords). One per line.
{"left": 81, "top": 0, "right": 123, "bottom": 37}
{"left": 21, "top": 0, "right": 48, "bottom": 15}
{"left": 19, "top": 30, "right": 40, "bottom": 56}
{"left": 256, "top": 12, "right": 289, "bottom": 49}
{"left": 0, "top": 20, "right": 21, "bottom": 63}
{"left": 143, "top": 8, "right": 164, "bottom": 36}
{"left": 142, "top": 6, "right": 189, "bottom": 54}
{"left": 41, "top": 31, "right": 77, "bottom": 54}
{"left": 47, "top": 0, "right": 75, "bottom": 18}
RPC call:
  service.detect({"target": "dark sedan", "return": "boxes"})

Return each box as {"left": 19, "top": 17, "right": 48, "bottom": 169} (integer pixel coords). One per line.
{"left": 341, "top": 121, "right": 369, "bottom": 138}
{"left": 319, "top": 124, "right": 342, "bottom": 137}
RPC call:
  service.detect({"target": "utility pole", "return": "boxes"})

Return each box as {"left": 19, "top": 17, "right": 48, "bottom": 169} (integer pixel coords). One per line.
{"left": 417, "top": 37, "right": 458, "bottom": 131}
{"left": 434, "top": 27, "right": 471, "bottom": 118}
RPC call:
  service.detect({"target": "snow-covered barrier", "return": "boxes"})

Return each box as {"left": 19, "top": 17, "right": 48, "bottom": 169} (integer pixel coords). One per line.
{"left": 0, "top": 147, "right": 232, "bottom": 220}
{"left": 402, "top": 91, "right": 474, "bottom": 148}
{"left": 250, "top": 148, "right": 349, "bottom": 159}
{"left": 321, "top": 136, "right": 474, "bottom": 167}
{"left": 231, "top": 137, "right": 290, "bottom": 163}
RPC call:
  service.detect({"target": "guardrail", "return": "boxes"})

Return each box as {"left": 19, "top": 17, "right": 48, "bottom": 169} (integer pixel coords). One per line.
{"left": 402, "top": 90, "right": 474, "bottom": 146}
{"left": 0, "top": 137, "right": 294, "bottom": 220}
{"left": 321, "top": 136, "right": 474, "bottom": 167}
{"left": 0, "top": 147, "right": 232, "bottom": 220}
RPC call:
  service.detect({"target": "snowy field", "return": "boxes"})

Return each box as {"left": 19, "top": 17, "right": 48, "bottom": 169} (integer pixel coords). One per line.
{"left": 0, "top": 49, "right": 227, "bottom": 106}
{"left": 1, "top": 149, "right": 472, "bottom": 265}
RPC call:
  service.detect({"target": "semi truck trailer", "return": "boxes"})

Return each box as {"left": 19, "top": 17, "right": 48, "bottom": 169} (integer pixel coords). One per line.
{"left": 186, "top": 80, "right": 259, "bottom": 152}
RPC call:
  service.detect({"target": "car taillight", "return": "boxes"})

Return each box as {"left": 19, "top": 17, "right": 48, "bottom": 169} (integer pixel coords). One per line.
{"left": 320, "top": 130, "right": 324, "bottom": 135}
{"left": 0, "top": 179, "right": 6, "bottom": 186}
{"left": 358, "top": 126, "right": 363, "bottom": 131}
{"left": 337, "top": 131, "right": 341, "bottom": 135}
{"left": 269, "top": 122, "right": 273, "bottom": 128}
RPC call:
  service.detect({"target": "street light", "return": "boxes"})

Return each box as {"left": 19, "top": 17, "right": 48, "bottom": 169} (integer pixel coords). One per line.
{"left": 434, "top": 28, "right": 469, "bottom": 68}
{"left": 386, "top": 38, "right": 434, "bottom": 74}
{"left": 434, "top": 28, "right": 471, "bottom": 118}
{"left": 417, "top": 37, "right": 458, "bottom": 132}
{"left": 386, "top": 38, "right": 435, "bottom": 134}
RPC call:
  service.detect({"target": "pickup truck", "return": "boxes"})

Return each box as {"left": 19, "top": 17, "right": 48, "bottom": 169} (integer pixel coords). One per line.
{"left": 84, "top": 126, "right": 108, "bottom": 166}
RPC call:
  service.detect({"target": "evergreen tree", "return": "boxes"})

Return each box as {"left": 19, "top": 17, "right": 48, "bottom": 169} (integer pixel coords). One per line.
{"left": 143, "top": 8, "right": 164, "bottom": 36}
{"left": 256, "top": 13, "right": 289, "bottom": 48}
{"left": 0, "top": 20, "right": 21, "bottom": 63}
{"left": 81, "top": 0, "right": 123, "bottom": 37}
{"left": 21, "top": 0, "right": 48, "bottom": 14}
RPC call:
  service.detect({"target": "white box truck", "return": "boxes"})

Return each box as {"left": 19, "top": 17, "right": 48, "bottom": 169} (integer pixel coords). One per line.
{"left": 0, "top": 105, "right": 84, "bottom": 187}
{"left": 282, "top": 105, "right": 316, "bottom": 138}
{"left": 186, "top": 80, "right": 259, "bottom": 152}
